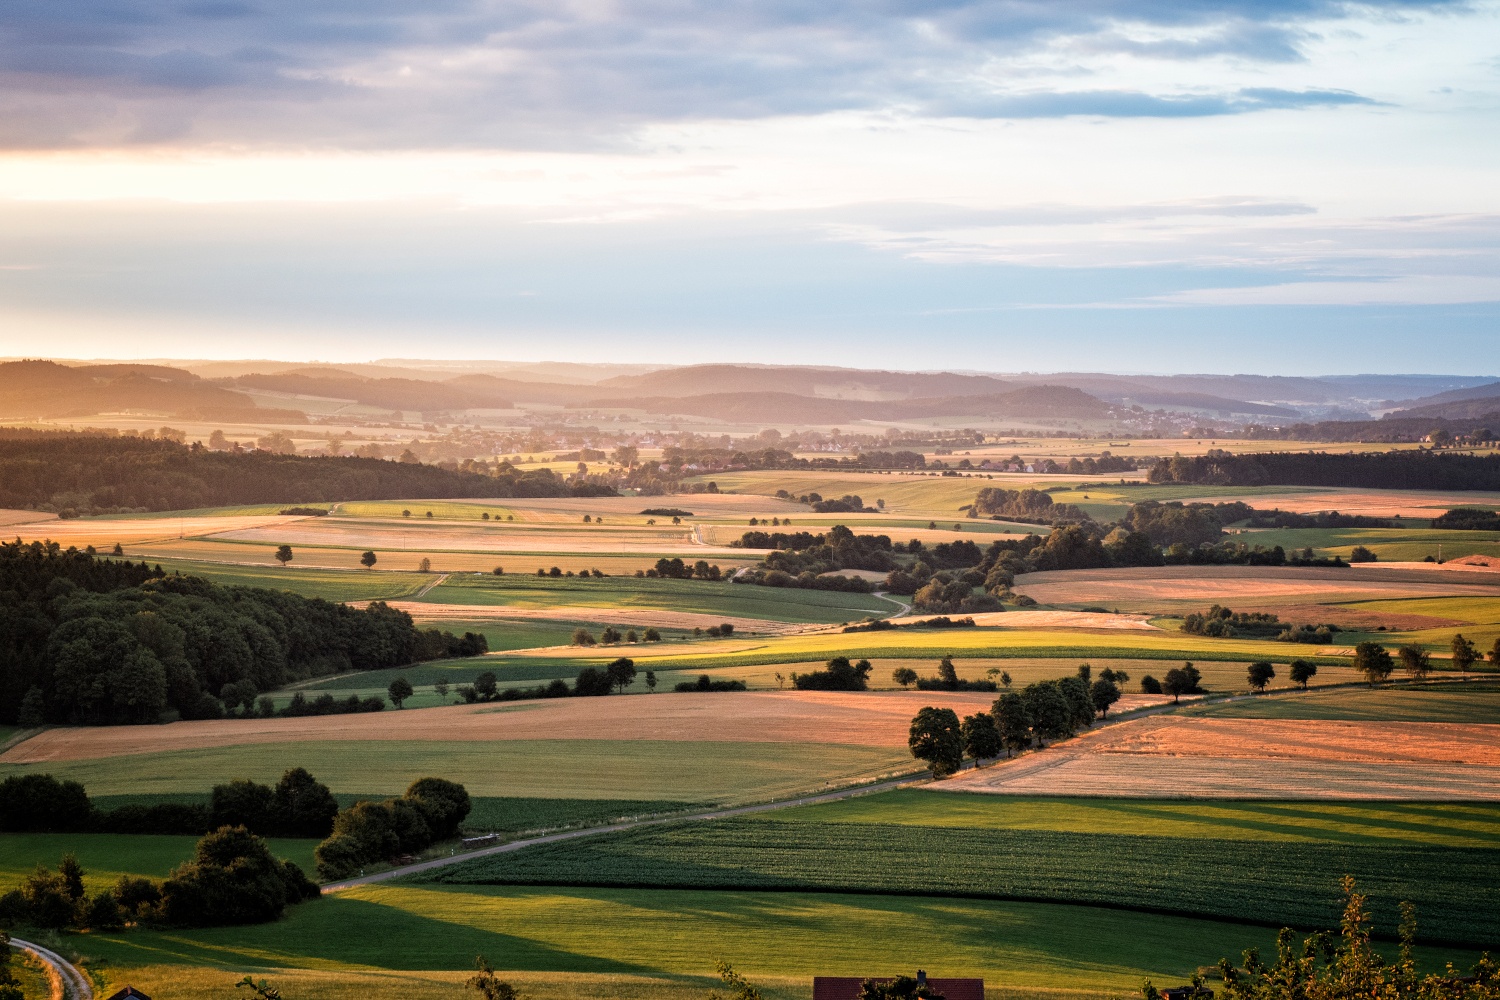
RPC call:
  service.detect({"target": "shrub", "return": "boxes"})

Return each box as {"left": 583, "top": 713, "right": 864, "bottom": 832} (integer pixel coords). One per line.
{"left": 0, "top": 774, "right": 93, "bottom": 832}
{"left": 159, "top": 826, "right": 319, "bottom": 926}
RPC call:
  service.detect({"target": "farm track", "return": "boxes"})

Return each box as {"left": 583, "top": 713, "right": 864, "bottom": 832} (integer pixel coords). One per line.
{"left": 10, "top": 937, "right": 92, "bottom": 1000}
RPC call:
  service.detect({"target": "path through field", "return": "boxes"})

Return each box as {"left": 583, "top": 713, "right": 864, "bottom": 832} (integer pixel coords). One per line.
{"left": 10, "top": 936, "right": 93, "bottom": 1000}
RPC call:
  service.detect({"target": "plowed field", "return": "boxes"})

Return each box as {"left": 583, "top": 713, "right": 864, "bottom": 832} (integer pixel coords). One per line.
{"left": 938, "top": 715, "right": 1500, "bottom": 800}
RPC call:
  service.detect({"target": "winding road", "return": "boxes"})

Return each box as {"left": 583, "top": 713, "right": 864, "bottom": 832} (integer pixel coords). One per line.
{"left": 10, "top": 937, "right": 92, "bottom": 1000}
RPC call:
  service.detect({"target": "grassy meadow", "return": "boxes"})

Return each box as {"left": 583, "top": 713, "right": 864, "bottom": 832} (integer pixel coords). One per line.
{"left": 0, "top": 739, "right": 913, "bottom": 804}
{"left": 1175, "top": 679, "right": 1500, "bottom": 723}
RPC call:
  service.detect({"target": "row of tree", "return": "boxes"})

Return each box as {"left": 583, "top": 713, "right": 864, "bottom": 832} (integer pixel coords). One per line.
{"left": 0, "top": 429, "right": 614, "bottom": 516}
{"left": 314, "top": 778, "right": 471, "bottom": 879}
{"left": 1149, "top": 449, "right": 1500, "bottom": 491}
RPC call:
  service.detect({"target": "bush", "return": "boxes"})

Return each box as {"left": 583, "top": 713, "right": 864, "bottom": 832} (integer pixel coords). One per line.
{"left": 0, "top": 774, "right": 92, "bottom": 832}
{"left": 405, "top": 777, "right": 471, "bottom": 840}
{"left": 1140, "top": 674, "right": 1163, "bottom": 694}
{"left": 315, "top": 778, "right": 473, "bottom": 879}
{"left": 158, "top": 826, "right": 319, "bottom": 926}
{"left": 674, "top": 675, "right": 747, "bottom": 692}
{"left": 793, "top": 657, "right": 872, "bottom": 691}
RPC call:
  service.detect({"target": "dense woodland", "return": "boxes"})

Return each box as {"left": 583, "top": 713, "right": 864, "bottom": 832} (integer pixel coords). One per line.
{"left": 1149, "top": 449, "right": 1500, "bottom": 490}
{"left": 0, "top": 430, "right": 614, "bottom": 515}
{"left": 0, "top": 541, "right": 474, "bottom": 726}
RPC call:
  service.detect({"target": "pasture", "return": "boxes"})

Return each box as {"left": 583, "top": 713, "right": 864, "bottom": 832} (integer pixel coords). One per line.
{"left": 0, "top": 737, "right": 913, "bottom": 804}
{"left": 0, "top": 833, "right": 319, "bottom": 892}
{"left": 65, "top": 886, "right": 1317, "bottom": 1000}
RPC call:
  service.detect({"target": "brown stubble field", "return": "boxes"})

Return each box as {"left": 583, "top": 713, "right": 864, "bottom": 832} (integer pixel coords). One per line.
{"left": 0, "top": 690, "right": 1004, "bottom": 764}
{"left": 937, "top": 715, "right": 1500, "bottom": 800}
{"left": 1014, "top": 564, "right": 1500, "bottom": 611}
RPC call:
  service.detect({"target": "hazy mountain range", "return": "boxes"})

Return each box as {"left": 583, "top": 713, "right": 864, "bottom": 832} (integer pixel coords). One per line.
{"left": 1, "top": 358, "right": 1496, "bottom": 428}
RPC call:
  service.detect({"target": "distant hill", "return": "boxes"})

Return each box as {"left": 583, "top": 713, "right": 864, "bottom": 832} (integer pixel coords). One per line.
{"left": 0, "top": 430, "right": 610, "bottom": 514}
{"left": 0, "top": 360, "right": 298, "bottom": 421}
{"left": 224, "top": 371, "right": 517, "bottom": 412}
{"left": 1389, "top": 381, "right": 1500, "bottom": 421}
{"left": 586, "top": 385, "right": 1110, "bottom": 423}
{"left": 592, "top": 363, "right": 1017, "bottom": 400}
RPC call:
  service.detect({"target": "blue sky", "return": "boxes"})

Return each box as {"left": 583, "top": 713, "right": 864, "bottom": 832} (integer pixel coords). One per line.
{"left": 0, "top": 0, "right": 1496, "bottom": 372}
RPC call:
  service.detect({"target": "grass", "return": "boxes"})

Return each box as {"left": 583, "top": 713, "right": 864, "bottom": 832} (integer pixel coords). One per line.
{"left": 149, "top": 559, "right": 431, "bottom": 602}
{"left": 482, "top": 627, "right": 1355, "bottom": 673}
{"left": 1343, "top": 596, "right": 1500, "bottom": 624}
{"left": 63, "top": 885, "right": 1326, "bottom": 1000}
{"left": 0, "top": 740, "right": 911, "bottom": 804}
{"left": 335, "top": 501, "right": 517, "bottom": 520}
{"left": 1234, "top": 526, "right": 1500, "bottom": 562}
{"left": 0, "top": 832, "right": 319, "bottom": 892}
{"left": 762, "top": 789, "right": 1500, "bottom": 847}
{"left": 1175, "top": 680, "right": 1500, "bottom": 723}
{"left": 422, "top": 575, "right": 894, "bottom": 623}
{"left": 423, "top": 819, "right": 1499, "bottom": 946}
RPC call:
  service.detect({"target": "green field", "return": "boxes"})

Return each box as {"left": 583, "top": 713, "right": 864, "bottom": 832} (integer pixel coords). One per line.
{"left": 150, "top": 559, "right": 431, "bottom": 602}
{"left": 69, "top": 885, "right": 1314, "bottom": 1000}
{"left": 334, "top": 500, "right": 517, "bottom": 520}
{"left": 420, "top": 575, "right": 895, "bottom": 623}
{"left": 0, "top": 740, "right": 911, "bottom": 804}
{"left": 765, "top": 790, "right": 1500, "bottom": 847}
{"left": 476, "top": 627, "right": 1354, "bottom": 675}
{"left": 1176, "top": 680, "right": 1500, "bottom": 722}
{"left": 0, "top": 832, "right": 319, "bottom": 892}
{"left": 422, "top": 817, "right": 1498, "bottom": 946}
{"left": 1235, "top": 525, "right": 1500, "bottom": 562}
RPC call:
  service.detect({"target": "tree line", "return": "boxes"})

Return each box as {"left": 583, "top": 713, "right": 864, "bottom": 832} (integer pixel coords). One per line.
{"left": 0, "top": 429, "right": 614, "bottom": 516}
{"left": 0, "top": 540, "right": 481, "bottom": 726}
{"left": 1149, "top": 449, "right": 1500, "bottom": 491}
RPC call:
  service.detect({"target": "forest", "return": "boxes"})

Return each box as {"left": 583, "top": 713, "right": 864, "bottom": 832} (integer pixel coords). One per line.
{"left": 0, "top": 540, "right": 472, "bottom": 726}
{"left": 0, "top": 430, "right": 614, "bottom": 515}
{"left": 1148, "top": 449, "right": 1500, "bottom": 490}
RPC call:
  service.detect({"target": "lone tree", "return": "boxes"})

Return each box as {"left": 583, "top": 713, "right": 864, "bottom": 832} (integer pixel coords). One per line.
{"left": 360, "top": 550, "right": 377, "bottom": 570}
{"left": 1090, "top": 677, "right": 1121, "bottom": 718}
{"left": 1353, "top": 641, "right": 1395, "bottom": 685}
{"left": 1162, "top": 668, "right": 1193, "bottom": 703}
{"left": 1398, "top": 644, "right": 1431, "bottom": 680}
{"left": 433, "top": 680, "right": 450, "bottom": 702}
{"left": 1289, "top": 659, "right": 1317, "bottom": 689}
{"left": 992, "top": 692, "right": 1033, "bottom": 755}
{"left": 1247, "top": 661, "right": 1275, "bottom": 693}
{"left": 645, "top": 670, "right": 657, "bottom": 693}
{"left": 892, "top": 667, "right": 918, "bottom": 689}
{"left": 571, "top": 628, "right": 596, "bottom": 646}
{"left": 467, "top": 955, "right": 520, "bottom": 1000}
{"left": 960, "top": 711, "right": 1002, "bottom": 764}
{"left": 909, "top": 706, "right": 964, "bottom": 777}
{"left": 388, "top": 677, "right": 414, "bottom": 708}
{"left": 275, "top": 544, "right": 293, "bottom": 567}
{"left": 1452, "top": 633, "right": 1480, "bottom": 671}
{"left": 606, "top": 657, "right": 637, "bottom": 693}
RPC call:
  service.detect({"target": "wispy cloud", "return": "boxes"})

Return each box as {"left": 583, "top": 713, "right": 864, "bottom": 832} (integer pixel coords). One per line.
{"left": 0, "top": 0, "right": 1448, "bottom": 148}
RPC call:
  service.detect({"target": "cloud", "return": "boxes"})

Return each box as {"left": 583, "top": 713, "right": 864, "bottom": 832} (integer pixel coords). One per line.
{"left": 929, "top": 87, "right": 1378, "bottom": 118}
{"left": 0, "top": 0, "right": 1454, "bottom": 149}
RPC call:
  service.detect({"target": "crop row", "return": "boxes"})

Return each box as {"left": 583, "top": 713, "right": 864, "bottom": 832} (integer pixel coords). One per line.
{"left": 422, "top": 819, "right": 1499, "bottom": 947}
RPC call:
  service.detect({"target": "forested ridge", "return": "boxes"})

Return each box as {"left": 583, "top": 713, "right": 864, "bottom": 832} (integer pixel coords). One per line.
{"left": 0, "top": 540, "right": 469, "bottom": 726}
{"left": 0, "top": 429, "right": 613, "bottom": 514}
{"left": 1150, "top": 449, "right": 1500, "bottom": 490}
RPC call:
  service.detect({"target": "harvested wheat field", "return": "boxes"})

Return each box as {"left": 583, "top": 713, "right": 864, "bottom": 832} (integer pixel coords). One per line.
{"left": 0, "top": 690, "right": 1001, "bottom": 764}
{"left": 1177, "top": 488, "right": 1500, "bottom": 518}
{"left": 0, "top": 508, "right": 53, "bottom": 527}
{"left": 892, "top": 610, "right": 1160, "bottom": 631}
{"left": 937, "top": 715, "right": 1500, "bottom": 800}
{"left": 5, "top": 514, "right": 305, "bottom": 547}
{"left": 215, "top": 517, "right": 748, "bottom": 556}
{"left": 383, "top": 601, "right": 814, "bottom": 635}
{"left": 1016, "top": 565, "right": 1500, "bottom": 608}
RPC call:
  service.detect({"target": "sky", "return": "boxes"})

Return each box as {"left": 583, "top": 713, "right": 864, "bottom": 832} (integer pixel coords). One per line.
{"left": 0, "top": 0, "right": 1497, "bottom": 374}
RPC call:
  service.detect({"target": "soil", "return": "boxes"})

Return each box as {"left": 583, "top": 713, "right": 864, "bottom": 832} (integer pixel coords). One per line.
{"left": 937, "top": 715, "right": 1500, "bottom": 800}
